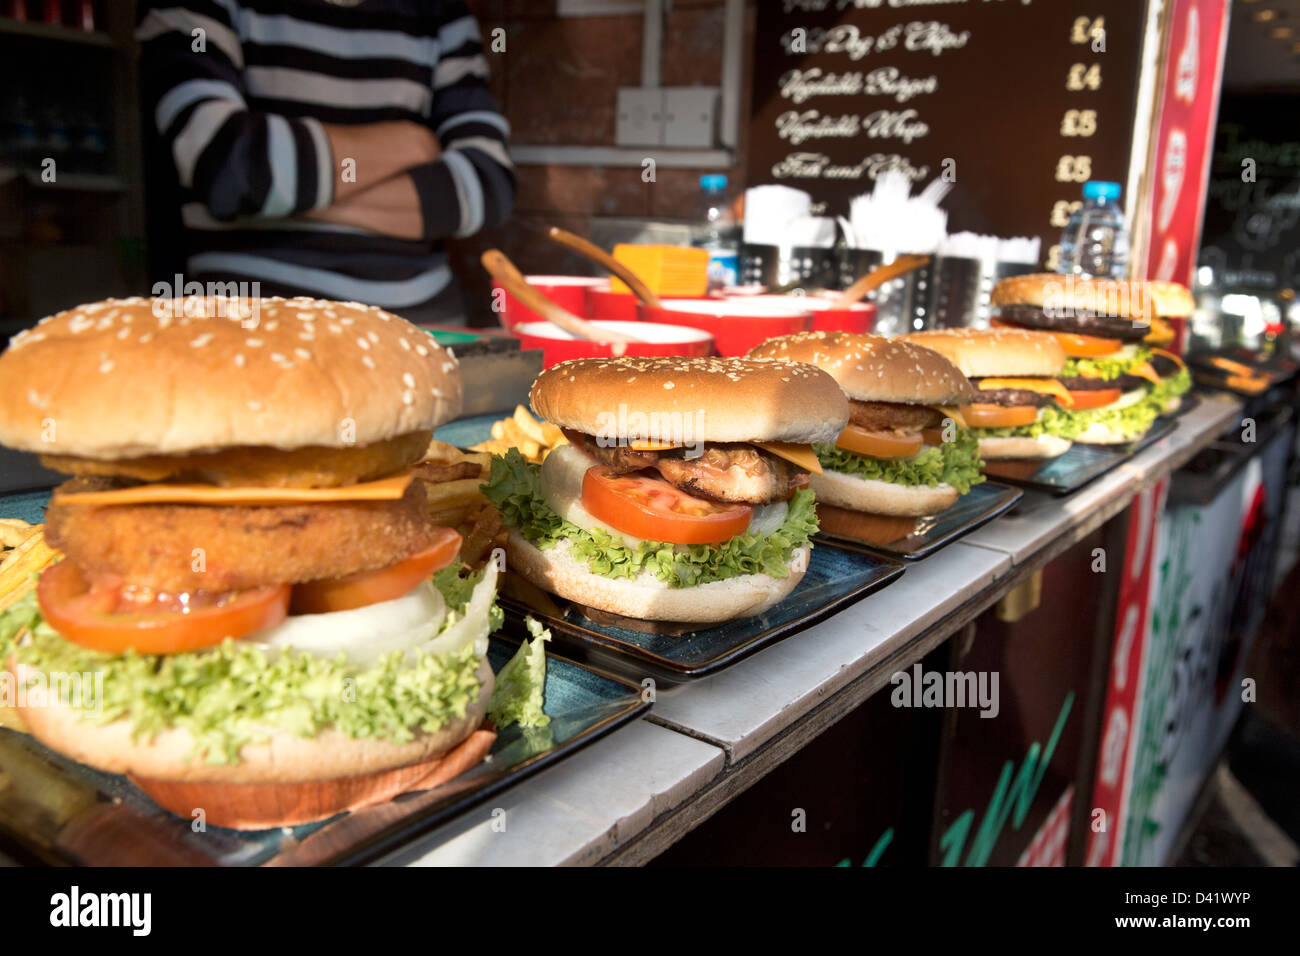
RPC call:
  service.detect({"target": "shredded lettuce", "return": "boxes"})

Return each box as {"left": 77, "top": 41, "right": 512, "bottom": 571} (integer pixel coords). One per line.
{"left": 481, "top": 449, "right": 818, "bottom": 587}
{"left": 1062, "top": 345, "right": 1151, "bottom": 381}
{"left": 1147, "top": 367, "right": 1191, "bottom": 413}
{"left": 488, "top": 617, "right": 550, "bottom": 730}
{"left": 813, "top": 430, "right": 985, "bottom": 494}
{"left": 973, "top": 398, "right": 1158, "bottom": 442}
{"left": 0, "top": 564, "right": 505, "bottom": 765}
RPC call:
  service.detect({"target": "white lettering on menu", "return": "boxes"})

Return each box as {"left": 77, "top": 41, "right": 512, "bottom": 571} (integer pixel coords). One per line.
{"left": 771, "top": 151, "right": 930, "bottom": 183}
{"left": 779, "top": 68, "right": 938, "bottom": 105}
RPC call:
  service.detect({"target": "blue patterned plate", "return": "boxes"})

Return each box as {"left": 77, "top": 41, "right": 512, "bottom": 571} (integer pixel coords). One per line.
{"left": 0, "top": 633, "right": 647, "bottom": 867}
{"left": 815, "top": 480, "right": 1023, "bottom": 560}
{"left": 501, "top": 544, "right": 904, "bottom": 683}
{"left": 982, "top": 416, "right": 1178, "bottom": 496}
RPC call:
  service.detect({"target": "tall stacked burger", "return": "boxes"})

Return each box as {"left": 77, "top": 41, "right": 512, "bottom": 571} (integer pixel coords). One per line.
{"left": 987, "top": 273, "right": 1188, "bottom": 442}
{"left": 484, "top": 357, "right": 849, "bottom": 623}
{"left": 0, "top": 296, "right": 541, "bottom": 830}
{"left": 747, "top": 332, "right": 984, "bottom": 544}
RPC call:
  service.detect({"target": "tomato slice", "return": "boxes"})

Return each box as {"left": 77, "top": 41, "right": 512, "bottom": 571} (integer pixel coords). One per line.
{"left": 1066, "top": 388, "right": 1122, "bottom": 410}
{"left": 962, "top": 404, "right": 1040, "bottom": 428}
{"left": 37, "top": 560, "right": 290, "bottom": 655}
{"left": 581, "top": 467, "right": 752, "bottom": 544}
{"left": 835, "top": 425, "right": 924, "bottom": 459}
{"left": 290, "top": 527, "right": 462, "bottom": 615}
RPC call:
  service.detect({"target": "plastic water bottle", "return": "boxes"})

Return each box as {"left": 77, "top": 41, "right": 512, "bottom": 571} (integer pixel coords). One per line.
{"left": 690, "top": 173, "right": 740, "bottom": 290}
{"left": 1058, "top": 181, "right": 1130, "bottom": 279}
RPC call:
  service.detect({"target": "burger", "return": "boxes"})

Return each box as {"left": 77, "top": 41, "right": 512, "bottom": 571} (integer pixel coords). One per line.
{"left": 482, "top": 356, "right": 849, "bottom": 624}
{"left": 1140, "top": 281, "right": 1194, "bottom": 414}
{"left": 988, "top": 273, "right": 1188, "bottom": 442}
{"left": 899, "top": 327, "right": 1076, "bottom": 460}
{"left": 747, "top": 332, "right": 983, "bottom": 545}
{"left": 0, "top": 296, "right": 544, "bottom": 830}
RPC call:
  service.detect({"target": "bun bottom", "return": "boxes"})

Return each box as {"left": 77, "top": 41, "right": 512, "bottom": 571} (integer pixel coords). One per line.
{"left": 1072, "top": 423, "right": 1144, "bottom": 445}
{"left": 811, "top": 468, "right": 960, "bottom": 517}
{"left": 14, "top": 657, "right": 494, "bottom": 785}
{"left": 816, "top": 504, "right": 919, "bottom": 547}
{"left": 506, "top": 530, "right": 808, "bottom": 623}
{"left": 977, "top": 434, "right": 1072, "bottom": 460}
{"left": 131, "top": 727, "right": 497, "bottom": 830}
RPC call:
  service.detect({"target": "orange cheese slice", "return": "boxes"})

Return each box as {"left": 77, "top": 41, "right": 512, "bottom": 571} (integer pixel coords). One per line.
{"left": 977, "top": 377, "right": 1075, "bottom": 408}
{"left": 752, "top": 442, "right": 822, "bottom": 475}
{"left": 934, "top": 406, "right": 968, "bottom": 428}
{"left": 56, "top": 471, "right": 414, "bottom": 507}
{"left": 1150, "top": 348, "right": 1186, "bottom": 372}
{"left": 627, "top": 440, "right": 680, "bottom": 451}
{"left": 1130, "top": 361, "right": 1162, "bottom": 387}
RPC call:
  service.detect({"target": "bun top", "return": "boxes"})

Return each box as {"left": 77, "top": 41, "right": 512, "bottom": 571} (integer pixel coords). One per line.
{"left": 530, "top": 356, "right": 849, "bottom": 445}
{"left": 899, "top": 328, "right": 1066, "bottom": 378}
{"left": 992, "top": 272, "right": 1155, "bottom": 319}
{"left": 0, "top": 297, "right": 462, "bottom": 459}
{"left": 748, "top": 331, "right": 973, "bottom": 405}
{"left": 1146, "top": 281, "right": 1196, "bottom": 318}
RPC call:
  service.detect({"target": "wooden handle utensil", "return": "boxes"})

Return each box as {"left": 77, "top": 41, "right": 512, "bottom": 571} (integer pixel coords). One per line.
{"left": 831, "top": 254, "right": 931, "bottom": 309}
{"left": 546, "top": 227, "right": 662, "bottom": 309}
{"left": 481, "top": 249, "right": 645, "bottom": 343}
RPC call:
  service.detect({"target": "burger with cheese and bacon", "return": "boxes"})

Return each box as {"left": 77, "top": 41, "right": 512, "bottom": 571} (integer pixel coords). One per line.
{"left": 987, "top": 273, "right": 1190, "bottom": 442}
{"left": 899, "top": 327, "right": 1077, "bottom": 460}
{"left": 0, "top": 296, "right": 543, "bottom": 830}
{"left": 483, "top": 356, "right": 849, "bottom": 623}
{"left": 747, "top": 331, "right": 984, "bottom": 544}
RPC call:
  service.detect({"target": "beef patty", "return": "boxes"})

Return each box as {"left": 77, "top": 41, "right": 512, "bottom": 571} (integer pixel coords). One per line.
{"left": 995, "top": 305, "right": 1149, "bottom": 342}
{"left": 848, "top": 401, "right": 945, "bottom": 432}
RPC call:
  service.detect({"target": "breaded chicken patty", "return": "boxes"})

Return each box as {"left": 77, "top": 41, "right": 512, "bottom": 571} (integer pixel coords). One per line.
{"left": 46, "top": 478, "right": 438, "bottom": 592}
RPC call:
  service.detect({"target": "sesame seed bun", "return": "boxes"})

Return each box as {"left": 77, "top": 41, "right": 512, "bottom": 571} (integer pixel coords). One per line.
{"left": 899, "top": 328, "right": 1066, "bottom": 379}
{"left": 991, "top": 273, "right": 1154, "bottom": 319}
{"left": 529, "top": 356, "right": 849, "bottom": 445}
{"left": 1146, "top": 281, "right": 1196, "bottom": 318}
{"left": 747, "top": 331, "right": 974, "bottom": 406}
{"left": 505, "top": 530, "right": 808, "bottom": 623}
{"left": 0, "top": 297, "right": 463, "bottom": 460}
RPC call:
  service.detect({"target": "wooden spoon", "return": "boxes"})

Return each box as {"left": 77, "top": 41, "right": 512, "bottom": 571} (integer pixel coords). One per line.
{"left": 546, "top": 227, "right": 663, "bottom": 308}
{"left": 831, "top": 254, "right": 931, "bottom": 309}
{"left": 480, "top": 249, "right": 645, "bottom": 343}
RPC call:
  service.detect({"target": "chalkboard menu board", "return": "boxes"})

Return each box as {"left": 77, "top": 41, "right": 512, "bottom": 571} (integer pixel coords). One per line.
{"left": 1199, "top": 93, "right": 1300, "bottom": 293}
{"left": 747, "top": 1, "right": 1152, "bottom": 269}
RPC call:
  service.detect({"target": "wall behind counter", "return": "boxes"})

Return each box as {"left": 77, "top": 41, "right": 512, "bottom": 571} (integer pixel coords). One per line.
{"left": 451, "top": 0, "right": 756, "bottom": 327}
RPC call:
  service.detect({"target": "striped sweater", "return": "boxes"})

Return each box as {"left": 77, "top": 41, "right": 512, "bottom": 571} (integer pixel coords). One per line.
{"left": 136, "top": 0, "right": 515, "bottom": 313}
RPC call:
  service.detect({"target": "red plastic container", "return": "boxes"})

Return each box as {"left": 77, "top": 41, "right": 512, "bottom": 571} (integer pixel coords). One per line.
{"left": 586, "top": 281, "right": 641, "bottom": 323}
{"left": 492, "top": 276, "right": 603, "bottom": 332}
{"left": 637, "top": 298, "right": 814, "bottom": 356}
{"left": 727, "top": 293, "right": 876, "bottom": 335}
{"left": 513, "top": 320, "right": 714, "bottom": 368}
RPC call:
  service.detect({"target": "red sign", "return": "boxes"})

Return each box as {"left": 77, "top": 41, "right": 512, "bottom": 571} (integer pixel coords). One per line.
{"left": 1085, "top": 480, "right": 1167, "bottom": 867}
{"left": 1141, "top": 0, "right": 1231, "bottom": 284}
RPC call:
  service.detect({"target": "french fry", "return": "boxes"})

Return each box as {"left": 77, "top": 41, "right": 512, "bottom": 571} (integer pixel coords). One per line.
{"left": 512, "top": 405, "right": 547, "bottom": 444}
{"left": 422, "top": 438, "right": 468, "bottom": 464}
{"left": 541, "top": 422, "right": 567, "bottom": 447}
{"left": 0, "top": 518, "right": 35, "bottom": 549}
{"left": 0, "top": 528, "right": 61, "bottom": 612}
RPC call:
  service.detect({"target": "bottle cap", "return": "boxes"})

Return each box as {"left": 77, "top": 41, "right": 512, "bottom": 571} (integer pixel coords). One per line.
{"left": 700, "top": 173, "right": 728, "bottom": 191}
{"left": 1083, "top": 181, "right": 1121, "bottom": 201}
